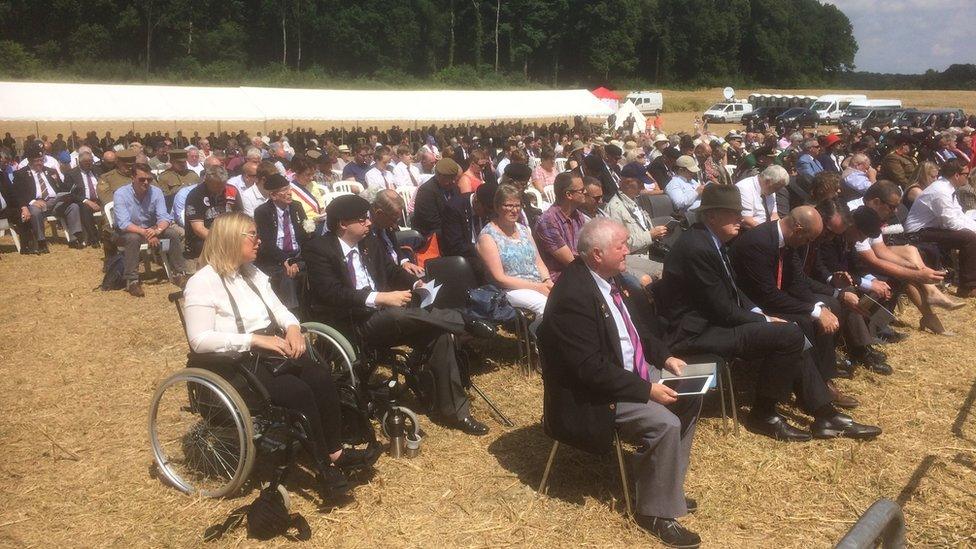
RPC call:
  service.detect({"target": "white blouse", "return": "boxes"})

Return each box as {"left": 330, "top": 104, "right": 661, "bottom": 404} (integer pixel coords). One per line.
{"left": 183, "top": 265, "right": 299, "bottom": 353}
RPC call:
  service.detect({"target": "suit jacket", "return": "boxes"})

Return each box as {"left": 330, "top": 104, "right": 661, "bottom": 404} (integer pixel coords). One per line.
{"left": 372, "top": 225, "right": 415, "bottom": 265}
{"left": 657, "top": 223, "right": 765, "bottom": 347}
{"left": 254, "top": 200, "right": 309, "bottom": 267}
{"left": 441, "top": 192, "right": 483, "bottom": 259}
{"left": 648, "top": 156, "right": 674, "bottom": 190}
{"left": 65, "top": 166, "right": 102, "bottom": 205}
{"left": 796, "top": 154, "right": 823, "bottom": 182}
{"left": 304, "top": 231, "right": 417, "bottom": 327}
{"left": 538, "top": 258, "right": 664, "bottom": 454}
{"left": 452, "top": 146, "right": 470, "bottom": 172}
{"left": 411, "top": 178, "right": 457, "bottom": 239}
{"left": 12, "top": 165, "right": 67, "bottom": 207}
{"left": 729, "top": 220, "right": 818, "bottom": 316}
{"left": 817, "top": 152, "right": 841, "bottom": 173}
{"left": 605, "top": 192, "right": 654, "bottom": 254}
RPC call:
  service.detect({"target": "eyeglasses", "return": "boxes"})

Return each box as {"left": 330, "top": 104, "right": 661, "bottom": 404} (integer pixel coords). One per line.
{"left": 241, "top": 230, "right": 258, "bottom": 240}
{"left": 500, "top": 203, "right": 522, "bottom": 211}
{"left": 135, "top": 176, "right": 153, "bottom": 183}
{"left": 566, "top": 188, "right": 585, "bottom": 195}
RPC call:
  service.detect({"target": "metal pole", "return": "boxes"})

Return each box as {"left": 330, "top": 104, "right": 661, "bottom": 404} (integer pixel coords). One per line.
{"left": 835, "top": 499, "right": 906, "bottom": 549}
{"left": 469, "top": 381, "right": 514, "bottom": 427}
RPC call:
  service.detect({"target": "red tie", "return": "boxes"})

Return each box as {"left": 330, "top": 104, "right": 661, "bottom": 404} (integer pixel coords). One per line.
{"left": 776, "top": 248, "right": 785, "bottom": 290}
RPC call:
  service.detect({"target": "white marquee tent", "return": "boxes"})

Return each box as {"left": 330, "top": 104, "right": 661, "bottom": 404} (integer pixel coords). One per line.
{"left": 0, "top": 81, "right": 612, "bottom": 138}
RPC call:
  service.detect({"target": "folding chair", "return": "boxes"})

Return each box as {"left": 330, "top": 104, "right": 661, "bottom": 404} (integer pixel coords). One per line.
{"left": 637, "top": 193, "right": 676, "bottom": 218}
{"left": 396, "top": 186, "right": 417, "bottom": 227}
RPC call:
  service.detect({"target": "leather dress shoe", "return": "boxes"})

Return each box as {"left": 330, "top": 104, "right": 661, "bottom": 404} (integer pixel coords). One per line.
{"left": 316, "top": 464, "right": 350, "bottom": 500}
{"left": 451, "top": 414, "right": 490, "bottom": 436}
{"left": 812, "top": 412, "right": 881, "bottom": 440}
{"left": 464, "top": 318, "right": 496, "bottom": 339}
{"left": 849, "top": 346, "right": 892, "bottom": 375}
{"left": 90, "top": 239, "right": 101, "bottom": 249}
{"left": 746, "top": 412, "right": 811, "bottom": 442}
{"left": 126, "top": 282, "right": 145, "bottom": 297}
{"left": 834, "top": 358, "right": 854, "bottom": 379}
{"left": 68, "top": 240, "right": 85, "bottom": 249}
{"left": 827, "top": 380, "right": 859, "bottom": 409}
{"left": 334, "top": 442, "right": 381, "bottom": 472}
{"left": 635, "top": 515, "right": 701, "bottom": 548}
{"left": 877, "top": 327, "right": 908, "bottom": 344}
{"left": 863, "top": 360, "right": 893, "bottom": 376}
{"left": 38, "top": 241, "right": 50, "bottom": 254}
{"left": 685, "top": 497, "right": 697, "bottom": 514}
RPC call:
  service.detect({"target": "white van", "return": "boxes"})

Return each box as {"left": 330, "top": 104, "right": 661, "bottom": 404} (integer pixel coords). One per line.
{"left": 809, "top": 94, "right": 867, "bottom": 122}
{"left": 702, "top": 100, "right": 753, "bottom": 123}
{"left": 626, "top": 91, "right": 664, "bottom": 114}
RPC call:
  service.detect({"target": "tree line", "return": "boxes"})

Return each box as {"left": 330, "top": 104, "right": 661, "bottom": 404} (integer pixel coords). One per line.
{"left": 839, "top": 65, "right": 976, "bottom": 91}
{"left": 0, "top": 0, "right": 857, "bottom": 88}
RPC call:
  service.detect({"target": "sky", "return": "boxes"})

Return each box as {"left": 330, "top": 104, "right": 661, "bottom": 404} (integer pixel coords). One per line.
{"left": 823, "top": 0, "right": 974, "bottom": 74}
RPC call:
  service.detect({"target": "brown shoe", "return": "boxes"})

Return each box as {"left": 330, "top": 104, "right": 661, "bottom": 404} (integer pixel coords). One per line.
{"left": 827, "top": 380, "right": 859, "bottom": 409}
{"left": 126, "top": 282, "right": 145, "bottom": 297}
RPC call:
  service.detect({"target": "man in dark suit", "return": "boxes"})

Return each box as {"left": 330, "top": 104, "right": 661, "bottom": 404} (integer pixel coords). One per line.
{"left": 452, "top": 136, "right": 473, "bottom": 172}
{"left": 729, "top": 207, "right": 860, "bottom": 409}
{"left": 441, "top": 182, "right": 495, "bottom": 283}
{"left": 539, "top": 217, "right": 702, "bottom": 548}
{"left": 64, "top": 149, "right": 103, "bottom": 248}
{"left": 412, "top": 158, "right": 461, "bottom": 241}
{"left": 369, "top": 189, "right": 425, "bottom": 276}
{"left": 304, "top": 195, "right": 490, "bottom": 435}
{"left": 656, "top": 185, "right": 881, "bottom": 441}
{"left": 254, "top": 174, "right": 310, "bottom": 309}
{"left": 13, "top": 147, "right": 83, "bottom": 253}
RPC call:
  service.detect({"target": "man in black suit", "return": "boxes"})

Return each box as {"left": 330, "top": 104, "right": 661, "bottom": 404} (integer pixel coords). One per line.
{"left": 441, "top": 182, "right": 495, "bottom": 283}
{"left": 369, "top": 189, "right": 425, "bottom": 276}
{"left": 304, "top": 195, "right": 490, "bottom": 435}
{"left": 12, "top": 147, "right": 84, "bottom": 253}
{"left": 64, "top": 149, "right": 103, "bottom": 248}
{"left": 452, "top": 136, "right": 473, "bottom": 172}
{"left": 539, "top": 217, "right": 702, "bottom": 548}
{"left": 254, "top": 174, "right": 310, "bottom": 309}
{"left": 729, "top": 206, "right": 861, "bottom": 409}
{"left": 412, "top": 158, "right": 460, "bottom": 241}
{"left": 656, "top": 185, "right": 880, "bottom": 441}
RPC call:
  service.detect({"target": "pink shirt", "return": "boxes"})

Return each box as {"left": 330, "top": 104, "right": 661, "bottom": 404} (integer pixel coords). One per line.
{"left": 532, "top": 165, "right": 558, "bottom": 188}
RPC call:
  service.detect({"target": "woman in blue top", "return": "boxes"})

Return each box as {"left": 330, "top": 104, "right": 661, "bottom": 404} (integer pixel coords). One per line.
{"left": 477, "top": 184, "right": 552, "bottom": 329}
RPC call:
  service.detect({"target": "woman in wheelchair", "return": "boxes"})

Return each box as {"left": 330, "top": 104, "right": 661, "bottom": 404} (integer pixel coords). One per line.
{"left": 182, "top": 212, "right": 378, "bottom": 499}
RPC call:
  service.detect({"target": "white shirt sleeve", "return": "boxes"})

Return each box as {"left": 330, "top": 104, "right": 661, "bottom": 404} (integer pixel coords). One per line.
{"left": 183, "top": 274, "right": 254, "bottom": 354}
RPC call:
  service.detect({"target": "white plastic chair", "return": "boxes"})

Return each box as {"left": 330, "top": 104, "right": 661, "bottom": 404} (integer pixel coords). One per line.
{"left": 333, "top": 181, "right": 364, "bottom": 195}
{"left": 322, "top": 191, "right": 353, "bottom": 207}
{"left": 524, "top": 187, "right": 545, "bottom": 210}
{"left": 331, "top": 169, "right": 343, "bottom": 179}
{"left": 724, "top": 164, "right": 737, "bottom": 178}
{"left": 542, "top": 185, "right": 556, "bottom": 204}
{"left": 554, "top": 158, "right": 568, "bottom": 172}
{"left": 0, "top": 218, "right": 21, "bottom": 252}
{"left": 396, "top": 186, "right": 417, "bottom": 227}
{"left": 528, "top": 157, "right": 542, "bottom": 170}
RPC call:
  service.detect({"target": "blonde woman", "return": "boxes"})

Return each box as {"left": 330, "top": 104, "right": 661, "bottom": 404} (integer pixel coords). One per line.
{"left": 904, "top": 161, "right": 939, "bottom": 209}
{"left": 182, "top": 212, "right": 377, "bottom": 501}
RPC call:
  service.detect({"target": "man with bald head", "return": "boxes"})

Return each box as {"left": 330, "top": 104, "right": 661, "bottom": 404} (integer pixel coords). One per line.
{"left": 731, "top": 206, "right": 858, "bottom": 409}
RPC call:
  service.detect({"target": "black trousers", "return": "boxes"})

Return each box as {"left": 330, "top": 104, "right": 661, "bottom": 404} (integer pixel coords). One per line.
{"left": 362, "top": 307, "right": 470, "bottom": 420}
{"left": 778, "top": 305, "right": 838, "bottom": 383}
{"left": 251, "top": 353, "right": 343, "bottom": 463}
{"left": 671, "top": 320, "right": 831, "bottom": 413}
{"left": 916, "top": 228, "right": 976, "bottom": 292}
{"left": 78, "top": 201, "right": 101, "bottom": 244}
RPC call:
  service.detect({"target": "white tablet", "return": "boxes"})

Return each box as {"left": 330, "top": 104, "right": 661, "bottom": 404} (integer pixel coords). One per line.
{"left": 659, "top": 374, "right": 714, "bottom": 396}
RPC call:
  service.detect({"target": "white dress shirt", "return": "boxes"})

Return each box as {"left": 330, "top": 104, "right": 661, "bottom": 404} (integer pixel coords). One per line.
{"left": 31, "top": 169, "right": 57, "bottom": 199}
{"left": 338, "top": 238, "right": 379, "bottom": 308}
{"left": 587, "top": 268, "right": 637, "bottom": 374}
{"left": 19, "top": 155, "right": 64, "bottom": 179}
{"left": 187, "top": 163, "right": 204, "bottom": 176}
{"left": 240, "top": 184, "right": 269, "bottom": 217}
{"left": 79, "top": 169, "right": 98, "bottom": 200}
{"left": 736, "top": 175, "right": 776, "bottom": 223}
{"left": 363, "top": 166, "right": 396, "bottom": 202}
{"left": 905, "top": 177, "right": 976, "bottom": 233}
{"left": 183, "top": 265, "right": 299, "bottom": 353}
{"left": 392, "top": 161, "right": 423, "bottom": 188}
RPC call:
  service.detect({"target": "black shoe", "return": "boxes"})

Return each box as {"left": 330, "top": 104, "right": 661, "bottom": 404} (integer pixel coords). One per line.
{"left": 89, "top": 237, "right": 100, "bottom": 249}
{"left": 464, "top": 318, "right": 496, "bottom": 339}
{"left": 864, "top": 360, "right": 893, "bottom": 376}
{"left": 811, "top": 412, "right": 882, "bottom": 440}
{"left": 835, "top": 357, "right": 854, "bottom": 379}
{"left": 685, "top": 497, "right": 697, "bottom": 514}
{"left": 746, "top": 411, "right": 811, "bottom": 442}
{"left": 635, "top": 515, "right": 701, "bottom": 548}
{"left": 849, "top": 346, "right": 893, "bottom": 375}
{"left": 316, "top": 464, "right": 350, "bottom": 500}
{"left": 38, "top": 241, "right": 50, "bottom": 254}
{"left": 68, "top": 240, "right": 85, "bottom": 249}
{"left": 21, "top": 243, "right": 39, "bottom": 255}
{"left": 877, "top": 328, "right": 908, "bottom": 344}
{"left": 451, "top": 414, "right": 490, "bottom": 436}
{"left": 333, "top": 443, "right": 381, "bottom": 472}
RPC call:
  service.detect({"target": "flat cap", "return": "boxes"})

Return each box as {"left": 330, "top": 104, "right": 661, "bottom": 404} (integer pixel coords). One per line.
{"left": 434, "top": 158, "right": 461, "bottom": 176}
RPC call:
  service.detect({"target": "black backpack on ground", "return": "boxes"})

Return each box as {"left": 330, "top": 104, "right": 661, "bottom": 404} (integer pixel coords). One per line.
{"left": 98, "top": 253, "right": 126, "bottom": 291}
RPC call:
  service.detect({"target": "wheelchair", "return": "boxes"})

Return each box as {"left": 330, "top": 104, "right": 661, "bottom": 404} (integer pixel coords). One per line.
{"left": 148, "top": 291, "right": 384, "bottom": 499}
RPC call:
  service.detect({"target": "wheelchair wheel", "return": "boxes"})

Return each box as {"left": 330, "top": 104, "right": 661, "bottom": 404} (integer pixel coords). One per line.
{"left": 302, "top": 322, "right": 358, "bottom": 384}
{"left": 148, "top": 368, "right": 256, "bottom": 498}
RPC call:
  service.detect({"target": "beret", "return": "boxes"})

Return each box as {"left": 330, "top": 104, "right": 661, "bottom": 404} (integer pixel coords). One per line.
{"left": 325, "top": 194, "right": 370, "bottom": 229}
{"left": 605, "top": 144, "right": 623, "bottom": 157}
{"left": 264, "top": 174, "right": 290, "bottom": 191}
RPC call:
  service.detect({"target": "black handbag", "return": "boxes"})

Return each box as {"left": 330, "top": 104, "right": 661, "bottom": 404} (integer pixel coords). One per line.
{"left": 466, "top": 284, "right": 517, "bottom": 323}
{"left": 204, "top": 483, "right": 311, "bottom": 542}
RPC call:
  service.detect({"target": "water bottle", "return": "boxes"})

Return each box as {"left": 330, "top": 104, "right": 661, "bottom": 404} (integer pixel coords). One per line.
{"left": 385, "top": 379, "right": 406, "bottom": 458}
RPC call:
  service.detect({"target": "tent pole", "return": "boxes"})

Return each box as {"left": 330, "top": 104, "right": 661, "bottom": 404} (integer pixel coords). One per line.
{"left": 34, "top": 121, "right": 39, "bottom": 138}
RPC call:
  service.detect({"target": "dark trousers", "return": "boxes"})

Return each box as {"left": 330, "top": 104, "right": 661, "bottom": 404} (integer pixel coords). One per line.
{"left": 671, "top": 321, "right": 831, "bottom": 413}
{"left": 916, "top": 228, "right": 976, "bottom": 292}
{"left": 777, "top": 309, "right": 837, "bottom": 383}
{"left": 362, "top": 307, "right": 470, "bottom": 420}
{"left": 259, "top": 253, "right": 301, "bottom": 310}
{"left": 251, "top": 353, "right": 342, "bottom": 462}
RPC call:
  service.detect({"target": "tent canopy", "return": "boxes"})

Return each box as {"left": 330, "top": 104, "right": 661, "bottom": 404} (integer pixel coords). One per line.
{"left": 0, "top": 81, "right": 613, "bottom": 126}
{"left": 591, "top": 87, "right": 622, "bottom": 101}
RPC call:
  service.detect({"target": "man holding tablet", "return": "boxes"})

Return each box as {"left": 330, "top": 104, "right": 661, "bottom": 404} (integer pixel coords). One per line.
{"left": 539, "top": 217, "right": 702, "bottom": 549}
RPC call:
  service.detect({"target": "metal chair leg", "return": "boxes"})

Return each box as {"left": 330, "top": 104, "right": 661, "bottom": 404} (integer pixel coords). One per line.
{"left": 724, "top": 361, "right": 739, "bottom": 435}
{"left": 469, "top": 381, "right": 515, "bottom": 427}
{"left": 538, "top": 440, "right": 559, "bottom": 494}
{"left": 614, "top": 432, "right": 634, "bottom": 519}
{"left": 716, "top": 361, "right": 729, "bottom": 435}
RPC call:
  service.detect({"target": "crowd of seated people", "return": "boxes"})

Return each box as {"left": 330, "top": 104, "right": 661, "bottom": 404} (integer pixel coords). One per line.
{"left": 5, "top": 113, "right": 976, "bottom": 548}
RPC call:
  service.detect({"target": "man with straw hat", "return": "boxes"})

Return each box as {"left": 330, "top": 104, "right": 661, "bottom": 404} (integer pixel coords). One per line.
{"left": 655, "top": 185, "right": 882, "bottom": 442}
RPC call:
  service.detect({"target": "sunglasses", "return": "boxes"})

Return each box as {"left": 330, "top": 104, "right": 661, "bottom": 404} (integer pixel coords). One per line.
{"left": 135, "top": 176, "right": 153, "bottom": 183}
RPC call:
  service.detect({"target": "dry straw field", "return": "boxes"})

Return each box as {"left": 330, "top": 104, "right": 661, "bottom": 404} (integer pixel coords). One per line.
{"left": 1, "top": 89, "right": 975, "bottom": 547}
